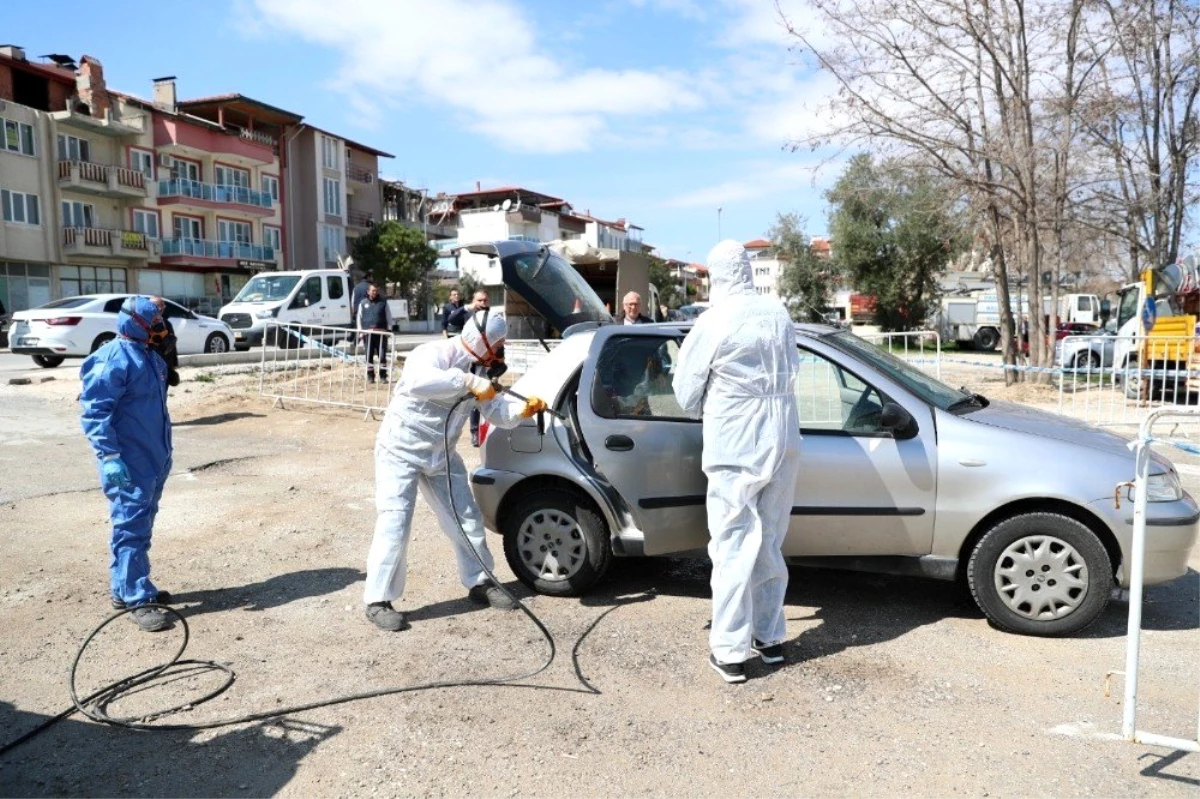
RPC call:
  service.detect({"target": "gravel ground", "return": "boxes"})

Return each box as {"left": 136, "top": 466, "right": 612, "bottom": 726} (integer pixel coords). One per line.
{"left": 0, "top": 365, "right": 1197, "bottom": 798}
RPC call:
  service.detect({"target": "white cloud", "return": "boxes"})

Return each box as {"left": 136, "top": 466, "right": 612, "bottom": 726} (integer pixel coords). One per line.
{"left": 660, "top": 158, "right": 843, "bottom": 208}
{"left": 247, "top": 0, "right": 702, "bottom": 153}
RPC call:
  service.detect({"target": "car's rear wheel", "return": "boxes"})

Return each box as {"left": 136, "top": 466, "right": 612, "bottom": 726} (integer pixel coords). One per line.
{"left": 1071, "top": 350, "right": 1101, "bottom": 370}
{"left": 90, "top": 333, "right": 115, "bottom": 353}
{"left": 205, "top": 333, "right": 230, "bottom": 354}
{"left": 967, "top": 512, "right": 1113, "bottom": 636}
{"left": 502, "top": 488, "right": 611, "bottom": 596}
{"left": 32, "top": 354, "right": 64, "bottom": 368}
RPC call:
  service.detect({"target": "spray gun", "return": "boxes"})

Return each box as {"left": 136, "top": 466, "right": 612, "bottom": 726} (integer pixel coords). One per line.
{"left": 490, "top": 381, "right": 565, "bottom": 436}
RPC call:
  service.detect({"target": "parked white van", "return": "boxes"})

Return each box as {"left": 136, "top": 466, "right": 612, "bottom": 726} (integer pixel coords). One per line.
{"left": 219, "top": 269, "right": 353, "bottom": 350}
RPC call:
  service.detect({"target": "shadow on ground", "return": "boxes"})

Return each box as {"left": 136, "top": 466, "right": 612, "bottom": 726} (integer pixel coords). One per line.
{"left": 0, "top": 700, "right": 338, "bottom": 797}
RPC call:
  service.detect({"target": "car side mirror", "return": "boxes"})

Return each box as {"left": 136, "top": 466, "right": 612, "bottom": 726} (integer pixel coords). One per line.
{"left": 880, "top": 401, "right": 918, "bottom": 439}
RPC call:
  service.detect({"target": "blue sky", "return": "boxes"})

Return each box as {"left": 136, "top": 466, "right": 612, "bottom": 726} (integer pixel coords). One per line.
{"left": 9, "top": 0, "right": 840, "bottom": 263}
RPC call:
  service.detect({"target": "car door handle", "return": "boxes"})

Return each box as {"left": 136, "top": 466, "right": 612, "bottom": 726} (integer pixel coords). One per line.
{"left": 605, "top": 435, "right": 634, "bottom": 451}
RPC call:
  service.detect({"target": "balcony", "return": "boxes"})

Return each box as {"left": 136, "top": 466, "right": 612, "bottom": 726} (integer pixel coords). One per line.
{"left": 346, "top": 163, "right": 374, "bottom": 184}
{"left": 161, "top": 238, "right": 275, "bottom": 263}
{"left": 51, "top": 109, "right": 145, "bottom": 138}
{"left": 58, "top": 160, "right": 148, "bottom": 199}
{"left": 156, "top": 179, "right": 275, "bottom": 216}
{"left": 347, "top": 209, "right": 376, "bottom": 229}
{"left": 62, "top": 227, "right": 153, "bottom": 260}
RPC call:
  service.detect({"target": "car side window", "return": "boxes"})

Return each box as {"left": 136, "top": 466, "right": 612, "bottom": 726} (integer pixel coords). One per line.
{"left": 795, "top": 347, "right": 890, "bottom": 435}
{"left": 104, "top": 298, "right": 126, "bottom": 313}
{"left": 162, "top": 301, "right": 189, "bottom": 320}
{"left": 291, "top": 276, "right": 323, "bottom": 309}
{"left": 326, "top": 276, "right": 344, "bottom": 300}
{"left": 592, "top": 335, "right": 688, "bottom": 420}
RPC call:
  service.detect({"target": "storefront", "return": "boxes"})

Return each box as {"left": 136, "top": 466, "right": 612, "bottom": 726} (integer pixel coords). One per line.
{"left": 0, "top": 261, "right": 53, "bottom": 312}
{"left": 57, "top": 264, "right": 128, "bottom": 299}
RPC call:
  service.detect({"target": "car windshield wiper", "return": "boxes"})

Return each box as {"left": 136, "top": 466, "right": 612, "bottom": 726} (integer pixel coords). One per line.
{"left": 946, "top": 390, "right": 987, "bottom": 413}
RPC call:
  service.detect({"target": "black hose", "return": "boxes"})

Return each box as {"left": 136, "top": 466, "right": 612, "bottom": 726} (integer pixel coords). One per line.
{"left": 0, "top": 394, "right": 588, "bottom": 758}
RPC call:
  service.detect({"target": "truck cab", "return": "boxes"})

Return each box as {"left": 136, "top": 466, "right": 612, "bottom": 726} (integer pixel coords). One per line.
{"left": 1112, "top": 260, "right": 1198, "bottom": 400}
{"left": 218, "top": 269, "right": 353, "bottom": 350}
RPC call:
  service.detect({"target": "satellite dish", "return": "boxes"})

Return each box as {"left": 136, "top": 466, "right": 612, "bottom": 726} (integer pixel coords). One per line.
{"left": 501, "top": 199, "right": 512, "bottom": 211}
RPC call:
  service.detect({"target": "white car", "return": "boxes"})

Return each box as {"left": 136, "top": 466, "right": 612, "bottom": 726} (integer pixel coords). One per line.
{"left": 9, "top": 294, "right": 234, "bottom": 368}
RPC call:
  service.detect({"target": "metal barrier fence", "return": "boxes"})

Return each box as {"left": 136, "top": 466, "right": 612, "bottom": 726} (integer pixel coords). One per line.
{"left": 504, "top": 339, "right": 562, "bottom": 375}
{"left": 1118, "top": 408, "right": 1200, "bottom": 753}
{"left": 1056, "top": 334, "right": 1198, "bottom": 429}
{"left": 258, "top": 322, "right": 400, "bottom": 415}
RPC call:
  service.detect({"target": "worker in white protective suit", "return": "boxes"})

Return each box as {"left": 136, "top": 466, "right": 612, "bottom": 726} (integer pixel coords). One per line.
{"left": 363, "top": 309, "right": 548, "bottom": 632}
{"left": 672, "top": 239, "right": 802, "bottom": 683}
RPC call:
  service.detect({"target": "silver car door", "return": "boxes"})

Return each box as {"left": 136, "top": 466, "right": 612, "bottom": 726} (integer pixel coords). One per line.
{"left": 163, "top": 300, "right": 201, "bottom": 353}
{"left": 788, "top": 343, "right": 937, "bottom": 556}
{"left": 576, "top": 327, "right": 709, "bottom": 555}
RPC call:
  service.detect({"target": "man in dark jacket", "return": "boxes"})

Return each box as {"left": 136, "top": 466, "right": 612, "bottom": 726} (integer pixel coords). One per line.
{"left": 442, "top": 289, "right": 464, "bottom": 337}
{"left": 357, "top": 284, "right": 395, "bottom": 383}
{"left": 615, "top": 291, "right": 654, "bottom": 325}
{"left": 351, "top": 271, "right": 374, "bottom": 318}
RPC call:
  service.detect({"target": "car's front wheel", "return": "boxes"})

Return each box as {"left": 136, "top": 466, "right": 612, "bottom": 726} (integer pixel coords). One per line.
{"left": 1071, "top": 350, "right": 1101, "bottom": 370}
{"left": 502, "top": 489, "right": 611, "bottom": 596}
{"left": 32, "top": 354, "right": 64, "bottom": 368}
{"left": 205, "top": 333, "right": 230, "bottom": 354}
{"left": 967, "top": 512, "right": 1113, "bottom": 636}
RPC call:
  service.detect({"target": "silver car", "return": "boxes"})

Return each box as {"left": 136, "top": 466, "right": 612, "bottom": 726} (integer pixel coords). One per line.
{"left": 469, "top": 241, "right": 1199, "bottom": 636}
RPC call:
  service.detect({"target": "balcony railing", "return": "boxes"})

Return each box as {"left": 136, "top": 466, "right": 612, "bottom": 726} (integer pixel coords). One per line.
{"left": 347, "top": 209, "right": 376, "bottom": 227}
{"left": 346, "top": 163, "right": 374, "bottom": 183}
{"left": 57, "top": 160, "right": 147, "bottom": 191}
{"left": 62, "top": 227, "right": 150, "bottom": 254}
{"left": 157, "top": 179, "right": 274, "bottom": 209}
{"left": 161, "top": 238, "right": 275, "bottom": 260}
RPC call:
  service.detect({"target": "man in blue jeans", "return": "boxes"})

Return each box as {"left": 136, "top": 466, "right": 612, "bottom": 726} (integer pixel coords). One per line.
{"left": 80, "top": 295, "right": 174, "bottom": 632}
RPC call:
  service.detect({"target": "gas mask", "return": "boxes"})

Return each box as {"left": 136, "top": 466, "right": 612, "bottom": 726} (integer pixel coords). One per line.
{"left": 485, "top": 347, "right": 507, "bottom": 380}
{"left": 462, "top": 307, "right": 506, "bottom": 376}
{"left": 122, "top": 299, "right": 169, "bottom": 346}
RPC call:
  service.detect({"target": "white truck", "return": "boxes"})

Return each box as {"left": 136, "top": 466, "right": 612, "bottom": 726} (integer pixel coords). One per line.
{"left": 218, "top": 269, "right": 354, "bottom": 350}
{"left": 938, "top": 290, "right": 1100, "bottom": 351}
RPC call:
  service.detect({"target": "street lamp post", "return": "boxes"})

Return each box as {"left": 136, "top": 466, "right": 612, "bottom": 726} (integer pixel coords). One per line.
{"left": 717, "top": 207, "right": 723, "bottom": 241}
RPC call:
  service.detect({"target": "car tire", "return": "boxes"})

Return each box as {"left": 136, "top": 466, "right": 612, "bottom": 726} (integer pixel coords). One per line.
{"left": 967, "top": 512, "right": 1113, "bottom": 636}
{"left": 204, "top": 333, "right": 230, "bottom": 354}
{"left": 973, "top": 327, "right": 999, "bottom": 352}
{"left": 1071, "top": 350, "right": 1101, "bottom": 370}
{"left": 502, "top": 489, "right": 611, "bottom": 597}
{"left": 90, "top": 333, "right": 115, "bottom": 353}
{"left": 31, "top": 354, "right": 64, "bottom": 369}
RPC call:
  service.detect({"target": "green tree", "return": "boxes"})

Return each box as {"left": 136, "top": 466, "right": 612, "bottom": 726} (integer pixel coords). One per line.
{"left": 351, "top": 221, "right": 439, "bottom": 310}
{"left": 647, "top": 256, "right": 684, "bottom": 309}
{"left": 771, "top": 213, "right": 840, "bottom": 323}
{"left": 826, "top": 154, "right": 964, "bottom": 331}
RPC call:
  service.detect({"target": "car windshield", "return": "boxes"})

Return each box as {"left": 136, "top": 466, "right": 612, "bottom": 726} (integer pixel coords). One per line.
{"left": 37, "top": 297, "right": 93, "bottom": 310}
{"left": 233, "top": 275, "right": 300, "bottom": 303}
{"left": 824, "top": 330, "right": 973, "bottom": 411}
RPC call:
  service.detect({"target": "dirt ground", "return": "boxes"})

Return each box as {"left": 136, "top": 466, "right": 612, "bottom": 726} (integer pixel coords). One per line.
{"left": 0, "top": 365, "right": 1198, "bottom": 798}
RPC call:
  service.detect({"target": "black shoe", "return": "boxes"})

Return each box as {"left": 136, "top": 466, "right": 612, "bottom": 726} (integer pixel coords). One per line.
{"left": 468, "top": 581, "right": 518, "bottom": 610}
{"left": 751, "top": 638, "right": 785, "bottom": 665}
{"left": 367, "top": 375, "right": 376, "bottom": 384}
{"left": 112, "top": 590, "right": 171, "bottom": 610}
{"left": 709, "top": 654, "right": 747, "bottom": 684}
{"left": 365, "top": 601, "right": 409, "bottom": 632}
{"left": 129, "top": 606, "right": 171, "bottom": 633}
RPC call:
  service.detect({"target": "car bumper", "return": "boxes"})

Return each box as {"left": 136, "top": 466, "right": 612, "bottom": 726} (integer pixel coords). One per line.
{"left": 1088, "top": 491, "right": 1200, "bottom": 587}
{"left": 470, "top": 467, "right": 526, "bottom": 533}
{"left": 10, "top": 344, "right": 76, "bottom": 356}
{"left": 230, "top": 328, "right": 264, "bottom": 347}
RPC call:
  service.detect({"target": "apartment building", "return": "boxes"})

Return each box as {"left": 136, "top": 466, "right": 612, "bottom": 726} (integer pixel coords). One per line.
{"left": 578, "top": 212, "right": 645, "bottom": 254}
{"left": 744, "top": 238, "right": 780, "bottom": 297}
{"left": 280, "top": 125, "right": 392, "bottom": 271}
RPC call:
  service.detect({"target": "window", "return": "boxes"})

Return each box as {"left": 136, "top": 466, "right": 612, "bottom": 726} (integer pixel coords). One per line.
{"left": 323, "top": 177, "right": 342, "bottom": 216}
{"left": 321, "top": 135, "right": 340, "bottom": 169}
{"left": 793, "top": 348, "right": 890, "bottom": 435}
{"left": 218, "top": 219, "right": 252, "bottom": 243}
{"left": 56, "top": 134, "right": 91, "bottom": 162}
{"left": 129, "top": 148, "right": 154, "bottom": 178}
{"left": 214, "top": 164, "right": 250, "bottom": 188}
{"left": 173, "top": 215, "right": 202, "bottom": 240}
{"left": 61, "top": 200, "right": 95, "bottom": 229}
{"left": 161, "top": 299, "right": 192, "bottom": 320}
{"left": 132, "top": 209, "right": 160, "bottom": 239}
{"left": 291, "top": 275, "right": 323, "bottom": 309}
{"left": 2, "top": 190, "right": 41, "bottom": 225}
{"left": 321, "top": 224, "right": 343, "bottom": 262}
{"left": 261, "top": 174, "right": 279, "bottom": 202}
{"left": 58, "top": 265, "right": 127, "bottom": 298}
{"left": 171, "top": 158, "right": 200, "bottom": 182}
{"left": 263, "top": 224, "right": 281, "bottom": 253}
{"left": 326, "top": 275, "right": 344, "bottom": 300}
{"left": 1, "top": 261, "right": 53, "bottom": 312}
{"left": 3, "top": 119, "right": 35, "bottom": 156}
{"left": 592, "top": 336, "right": 687, "bottom": 420}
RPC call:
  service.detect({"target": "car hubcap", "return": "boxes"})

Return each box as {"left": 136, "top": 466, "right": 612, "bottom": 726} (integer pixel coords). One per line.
{"left": 517, "top": 509, "right": 586, "bottom": 582}
{"left": 993, "top": 534, "right": 1089, "bottom": 620}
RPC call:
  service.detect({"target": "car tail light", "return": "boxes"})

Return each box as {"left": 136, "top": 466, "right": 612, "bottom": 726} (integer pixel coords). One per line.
{"left": 43, "top": 316, "right": 83, "bottom": 326}
{"left": 478, "top": 420, "right": 491, "bottom": 446}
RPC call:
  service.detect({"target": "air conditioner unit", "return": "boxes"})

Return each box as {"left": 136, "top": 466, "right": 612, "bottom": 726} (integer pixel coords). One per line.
{"left": 159, "top": 153, "right": 173, "bottom": 167}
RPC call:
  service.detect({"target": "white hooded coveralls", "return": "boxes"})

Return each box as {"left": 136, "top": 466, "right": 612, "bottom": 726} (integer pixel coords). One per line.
{"left": 364, "top": 314, "right": 529, "bottom": 604}
{"left": 672, "top": 240, "right": 802, "bottom": 664}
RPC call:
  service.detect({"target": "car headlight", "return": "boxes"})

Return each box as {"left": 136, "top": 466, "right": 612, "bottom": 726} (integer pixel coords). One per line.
{"left": 255, "top": 308, "right": 280, "bottom": 319}
{"left": 1147, "top": 471, "right": 1183, "bottom": 502}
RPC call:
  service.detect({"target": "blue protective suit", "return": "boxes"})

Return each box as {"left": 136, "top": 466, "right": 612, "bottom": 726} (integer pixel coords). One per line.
{"left": 79, "top": 296, "right": 172, "bottom": 606}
